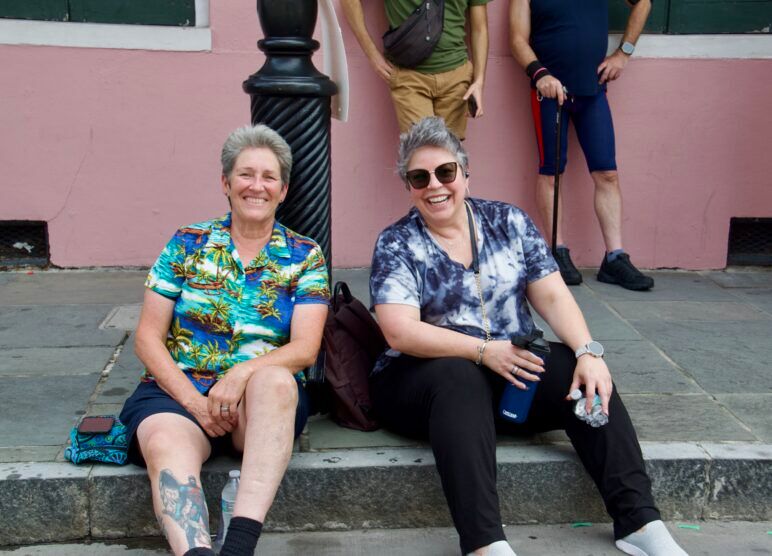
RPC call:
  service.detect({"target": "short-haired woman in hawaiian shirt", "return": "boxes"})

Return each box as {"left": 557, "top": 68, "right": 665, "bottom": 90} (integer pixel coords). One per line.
{"left": 369, "top": 117, "right": 686, "bottom": 556}
{"left": 120, "top": 125, "right": 330, "bottom": 556}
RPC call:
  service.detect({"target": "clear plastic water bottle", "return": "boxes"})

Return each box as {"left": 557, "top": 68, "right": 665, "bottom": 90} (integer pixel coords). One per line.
{"left": 570, "top": 389, "right": 609, "bottom": 427}
{"left": 213, "top": 469, "right": 240, "bottom": 552}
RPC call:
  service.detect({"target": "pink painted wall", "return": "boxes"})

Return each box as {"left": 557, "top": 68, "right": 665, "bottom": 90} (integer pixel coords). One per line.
{"left": 0, "top": 1, "right": 770, "bottom": 269}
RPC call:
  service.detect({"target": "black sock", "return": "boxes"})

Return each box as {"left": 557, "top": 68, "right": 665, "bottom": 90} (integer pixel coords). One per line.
{"left": 219, "top": 516, "right": 263, "bottom": 556}
{"left": 183, "top": 548, "right": 216, "bottom": 556}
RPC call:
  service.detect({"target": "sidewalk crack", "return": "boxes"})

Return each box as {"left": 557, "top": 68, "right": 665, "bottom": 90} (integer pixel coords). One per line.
{"left": 84, "top": 331, "right": 130, "bottom": 411}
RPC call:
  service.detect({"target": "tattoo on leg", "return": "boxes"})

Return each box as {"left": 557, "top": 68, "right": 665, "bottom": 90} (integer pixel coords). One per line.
{"left": 158, "top": 468, "right": 211, "bottom": 549}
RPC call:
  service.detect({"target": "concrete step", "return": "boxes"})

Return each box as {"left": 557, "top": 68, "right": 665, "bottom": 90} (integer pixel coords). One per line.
{"left": 1, "top": 440, "right": 770, "bottom": 546}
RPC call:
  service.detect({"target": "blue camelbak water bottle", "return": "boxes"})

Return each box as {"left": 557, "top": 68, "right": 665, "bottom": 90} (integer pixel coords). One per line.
{"left": 499, "top": 331, "right": 550, "bottom": 424}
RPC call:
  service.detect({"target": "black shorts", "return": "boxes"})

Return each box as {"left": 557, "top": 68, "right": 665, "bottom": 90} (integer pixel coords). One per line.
{"left": 120, "top": 378, "right": 310, "bottom": 467}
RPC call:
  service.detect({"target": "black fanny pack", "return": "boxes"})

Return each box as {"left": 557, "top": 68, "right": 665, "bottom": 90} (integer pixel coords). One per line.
{"left": 382, "top": 0, "right": 444, "bottom": 69}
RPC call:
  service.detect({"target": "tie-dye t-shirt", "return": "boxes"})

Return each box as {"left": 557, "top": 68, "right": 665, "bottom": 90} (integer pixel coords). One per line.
{"left": 369, "top": 197, "right": 558, "bottom": 373}
{"left": 143, "top": 213, "right": 330, "bottom": 392}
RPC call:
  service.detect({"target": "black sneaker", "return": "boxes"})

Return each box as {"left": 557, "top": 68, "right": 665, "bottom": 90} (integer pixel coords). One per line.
{"left": 554, "top": 247, "right": 582, "bottom": 285}
{"left": 597, "top": 253, "right": 654, "bottom": 291}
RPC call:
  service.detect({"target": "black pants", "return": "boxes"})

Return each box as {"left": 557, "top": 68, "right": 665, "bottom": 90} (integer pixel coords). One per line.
{"left": 369, "top": 343, "right": 660, "bottom": 554}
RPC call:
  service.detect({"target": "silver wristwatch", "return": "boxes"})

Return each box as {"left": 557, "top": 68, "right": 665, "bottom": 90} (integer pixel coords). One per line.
{"left": 620, "top": 41, "right": 635, "bottom": 56}
{"left": 575, "top": 341, "right": 604, "bottom": 359}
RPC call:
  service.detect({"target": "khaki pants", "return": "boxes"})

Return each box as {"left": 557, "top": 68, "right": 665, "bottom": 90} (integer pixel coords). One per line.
{"left": 389, "top": 60, "right": 473, "bottom": 140}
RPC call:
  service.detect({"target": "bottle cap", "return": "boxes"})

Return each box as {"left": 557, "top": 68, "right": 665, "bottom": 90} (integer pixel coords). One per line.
{"left": 569, "top": 389, "right": 582, "bottom": 401}
{"left": 510, "top": 334, "right": 530, "bottom": 348}
{"left": 229, "top": 470, "right": 241, "bottom": 478}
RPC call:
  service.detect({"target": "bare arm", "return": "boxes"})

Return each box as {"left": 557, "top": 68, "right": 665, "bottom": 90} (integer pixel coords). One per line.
{"left": 340, "top": 0, "right": 395, "bottom": 82}
{"left": 526, "top": 272, "right": 613, "bottom": 414}
{"left": 509, "top": 0, "right": 565, "bottom": 104}
{"left": 598, "top": 0, "right": 652, "bottom": 83}
{"left": 205, "top": 303, "right": 328, "bottom": 420}
{"left": 463, "top": 4, "right": 489, "bottom": 117}
{"left": 508, "top": 0, "right": 536, "bottom": 70}
{"left": 375, "top": 303, "right": 545, "bottom": 389}
{"left": 134, "top": 289, "right": 233, "bottom": 437}
{"left": 623, "top": 0, "right": 652, "bottom": 47}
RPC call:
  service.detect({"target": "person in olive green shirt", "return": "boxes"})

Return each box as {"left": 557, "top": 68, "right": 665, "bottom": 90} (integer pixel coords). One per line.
{"left": 341, "top": 0, "right": 491, "bottom": 140}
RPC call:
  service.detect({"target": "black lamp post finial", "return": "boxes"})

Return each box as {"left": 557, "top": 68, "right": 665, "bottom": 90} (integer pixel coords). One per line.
{"left": 244, "top": 0, "right": 338, "bottom": 264}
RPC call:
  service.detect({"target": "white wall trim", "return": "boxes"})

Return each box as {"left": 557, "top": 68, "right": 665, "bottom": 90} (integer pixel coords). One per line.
{"left": 608, "top": 34, "right": 772, "bottom": 59}
{"left": 0, "top": 1, "right": 211, "bottom": 52}
{"left": 194, "top": 0, "right": 210, "bottom": 28}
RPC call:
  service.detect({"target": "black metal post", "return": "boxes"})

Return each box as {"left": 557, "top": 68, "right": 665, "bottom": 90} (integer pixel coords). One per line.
{"left": 243, "top": 0, "right": 337, "bottom": 265}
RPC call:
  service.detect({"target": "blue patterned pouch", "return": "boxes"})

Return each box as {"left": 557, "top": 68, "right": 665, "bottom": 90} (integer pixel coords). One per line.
{"left": 64, "top": 415, "right": 129, "bottom": 465}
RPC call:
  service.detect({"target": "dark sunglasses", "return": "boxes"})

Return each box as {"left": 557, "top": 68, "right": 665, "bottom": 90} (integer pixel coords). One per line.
{"left": 405, "top": 162, "right": 459, "bottom": 189}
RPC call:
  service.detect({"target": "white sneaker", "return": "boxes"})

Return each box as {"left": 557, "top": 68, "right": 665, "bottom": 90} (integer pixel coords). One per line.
{"left": 466, "top": 539, "right": 517, "bottom": 556}
{"left": 615, "top": 520, "right": 688, "bottom": 556}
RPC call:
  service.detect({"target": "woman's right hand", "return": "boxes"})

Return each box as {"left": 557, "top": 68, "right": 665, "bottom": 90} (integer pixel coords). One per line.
{"left": 481, "top": 340, "right": 545, "bottom": 390}
{"left": 187, "top": 394, "right": 234, "bottom": 437}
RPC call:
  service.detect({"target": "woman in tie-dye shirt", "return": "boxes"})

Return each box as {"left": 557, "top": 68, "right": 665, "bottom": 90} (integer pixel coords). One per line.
{"left": 120, "top": 125, "right": 329, "bottom": 556}
{"left": 369, "top": 117, "right": 669, "bottom": 556}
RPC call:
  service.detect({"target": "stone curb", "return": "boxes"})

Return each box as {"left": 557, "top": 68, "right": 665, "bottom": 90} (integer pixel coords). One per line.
{"left": 1, "top": 442, "right": 770, "bottom": 546}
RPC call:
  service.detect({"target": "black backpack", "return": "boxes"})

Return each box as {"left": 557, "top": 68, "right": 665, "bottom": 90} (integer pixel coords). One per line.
{"left": 320, "top": 281, "right": 385, "bottom": 431}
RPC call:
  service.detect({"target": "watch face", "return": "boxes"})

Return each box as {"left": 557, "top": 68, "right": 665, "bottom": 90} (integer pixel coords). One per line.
{"left": 621, "top": 42, "right": 635, "bottom": 55}
{"left": 588, "top": 341, "right": 604, "bottom": 357}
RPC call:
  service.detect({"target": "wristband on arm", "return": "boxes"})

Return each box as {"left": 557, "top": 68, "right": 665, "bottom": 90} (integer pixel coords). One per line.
{"left": 525, "top": 60, "right": 551, "bottom": 87}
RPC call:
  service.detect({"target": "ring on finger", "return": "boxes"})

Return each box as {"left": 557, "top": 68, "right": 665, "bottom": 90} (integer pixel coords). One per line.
{"left": 220, "top": 404, "right": 230, "bottom": 414}
{"left": 512, "top": 365, "right": 520, "bottom": 376}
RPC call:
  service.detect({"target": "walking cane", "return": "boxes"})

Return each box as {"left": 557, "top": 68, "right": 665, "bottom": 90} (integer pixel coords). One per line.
{"left": 550, "top": 96, "right": 564, "bottom": 257}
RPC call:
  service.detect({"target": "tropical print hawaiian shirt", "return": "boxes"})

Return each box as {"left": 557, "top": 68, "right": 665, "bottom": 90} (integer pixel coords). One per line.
{"left": 369, "top": 197, "right": 558, "bottom": 373}
{"left": 143, "top": 213, "right": 330, "bottom": 392}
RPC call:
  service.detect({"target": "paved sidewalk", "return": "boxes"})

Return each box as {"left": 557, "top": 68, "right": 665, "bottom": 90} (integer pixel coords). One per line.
{"left": 3, "top": 522, "right": 771, "bottom": 555}
{"left": 0, "top": 268, "right": 770, "bottom": 547}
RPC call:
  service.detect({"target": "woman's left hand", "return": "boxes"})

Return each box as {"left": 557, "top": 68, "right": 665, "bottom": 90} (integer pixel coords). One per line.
{"left": 207, "top": 363, "right": 252, "bottom": 427}
{"left": 566, "top": 356, "right": 613, "bottom": 416}
{"left": 481, "top": 340, "right": 545, "bottom": 389}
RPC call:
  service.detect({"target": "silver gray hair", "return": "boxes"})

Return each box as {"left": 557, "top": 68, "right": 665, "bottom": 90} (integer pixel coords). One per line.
{"left": 396, "top": 117, "right": 469, "bottom": 184}
{"left": 221, "top": 124, "right": 292, "bottom": 184}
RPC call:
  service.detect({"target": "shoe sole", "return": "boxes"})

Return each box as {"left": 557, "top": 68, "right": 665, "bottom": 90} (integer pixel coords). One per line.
{"left": 597, "top": 270, "right": 653, "bottom": 291}
{"left": 614, "top": 539, "right": 648, "bottom": 556}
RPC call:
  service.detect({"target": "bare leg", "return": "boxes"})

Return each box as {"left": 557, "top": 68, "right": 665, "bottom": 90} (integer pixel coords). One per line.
{"left": 535, "top": 173, "right": 565, "bottom": 247}
{"left": 230, "top": 365, "right": 298, "bottom": 522}
{"left": 137, "top": 413, "right": 212, "bottom": 556}
{"left": 591, "top": 170, "right": 624, "bottom": 253}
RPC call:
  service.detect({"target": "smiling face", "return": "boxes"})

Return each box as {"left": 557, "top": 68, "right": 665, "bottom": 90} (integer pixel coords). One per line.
{"left": 406, "top": 146, "right": 468, "bottom": 228}
{"left": 222, "top": 147, "right": 287, "bottom": 226}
